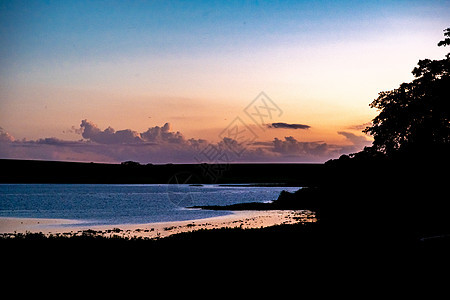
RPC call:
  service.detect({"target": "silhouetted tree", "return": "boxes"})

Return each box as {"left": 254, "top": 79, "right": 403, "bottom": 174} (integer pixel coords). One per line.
{"left": 362, "top": 28, "right": 450, "bottom": 157}
{"left": 121, "top": 160, "right": 141, "bottom": 166}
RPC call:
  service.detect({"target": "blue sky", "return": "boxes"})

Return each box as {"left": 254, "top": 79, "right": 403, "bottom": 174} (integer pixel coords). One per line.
{"left": 2, "top": 1, "right": 447, "bottom": 62}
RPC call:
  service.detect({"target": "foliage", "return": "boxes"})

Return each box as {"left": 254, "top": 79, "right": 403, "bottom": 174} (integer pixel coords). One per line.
{"left": 362, "top": 28, "right": 450, "bottom": 157}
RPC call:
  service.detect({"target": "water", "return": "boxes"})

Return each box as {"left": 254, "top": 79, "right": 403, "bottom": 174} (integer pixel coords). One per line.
{"left": 0, "top": 184, "right": 300, "bottom": 226}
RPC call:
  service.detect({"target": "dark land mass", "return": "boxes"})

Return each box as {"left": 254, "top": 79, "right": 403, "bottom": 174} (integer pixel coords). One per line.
{"left": 190, "top": 188, "right": 320, "bottom": 211}
{"left": 0, "top": 159, "right": 323, "bottom": 185}
{"left": 1, "top": 148, "right": 450, "bottom": 273}
{"left": 2, "top": 154, "right": 450, "bottom": 259}
{"left": 2, "top": 156, "right": 450, "bottom": 245}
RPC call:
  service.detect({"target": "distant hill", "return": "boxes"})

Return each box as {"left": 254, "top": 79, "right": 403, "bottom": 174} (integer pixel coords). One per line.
{"left": 0, "top": 159, "right": 325, "bottom": 185}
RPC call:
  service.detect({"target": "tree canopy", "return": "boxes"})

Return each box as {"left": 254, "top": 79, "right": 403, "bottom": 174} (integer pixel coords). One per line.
{"left": 360, "top": 28, "right": 450, "bottom": 158}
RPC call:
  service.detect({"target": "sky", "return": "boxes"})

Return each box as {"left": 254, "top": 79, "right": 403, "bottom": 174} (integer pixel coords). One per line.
{"left": 0, "top": 0, "right": 449, "bottom": 163}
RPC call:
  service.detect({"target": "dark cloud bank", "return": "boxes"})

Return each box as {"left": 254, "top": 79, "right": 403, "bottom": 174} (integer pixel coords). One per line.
{"left": 0, "top": 120, "right": 371, "bottom": 163}
{"left": 267, "top": 122, "right": 310, "bottom": 130}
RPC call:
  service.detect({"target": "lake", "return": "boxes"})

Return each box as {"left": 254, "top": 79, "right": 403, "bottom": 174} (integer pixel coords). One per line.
{"left": 0, "top": 184, "right": 300, "bottom": 226}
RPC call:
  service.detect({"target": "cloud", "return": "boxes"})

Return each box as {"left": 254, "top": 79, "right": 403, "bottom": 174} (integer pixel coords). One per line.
{"left": 76, "top": 120, "right": 209, "bottom": 162}
{"left": 34, "top": 138, "right": 86, "bottom": 146}
{"left": 80, "top": 120, "right": 144, "bottom": 144}
{"left": 0, "top": 121, "right": 373, "bottom": 164}
{"left": 346, "top": 122, "right": 372, "bottom": 131}
{"left": 140, "top": 122, "right": 186, "bottom": 144}
{"left": 272, "top": 136, "right": 330, "bottom": 157}
{"left": 337, "top": 131, "right": 372, "bottom": 150}
{"left": 267, "top": 122, "right": 310, "bottom": 130}
{"left": 0, "top": 127, "right": 14, "bottom": 142}
{"left": 80, "top": 119, "right": 198, "bottom": 146}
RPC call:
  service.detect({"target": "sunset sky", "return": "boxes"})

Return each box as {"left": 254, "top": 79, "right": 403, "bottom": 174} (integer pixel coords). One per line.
{"left": 1, "top": 0, "right": 449, "bottom": 163}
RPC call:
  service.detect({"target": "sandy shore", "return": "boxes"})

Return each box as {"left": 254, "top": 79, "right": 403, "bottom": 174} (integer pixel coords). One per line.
{"left": 0, "top": 210, "right": 315, "bottom": 239}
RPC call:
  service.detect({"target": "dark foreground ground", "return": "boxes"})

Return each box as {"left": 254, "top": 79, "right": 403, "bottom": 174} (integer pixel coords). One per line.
{"left": 2, "top": 220, "right": 449, "bottom": 266}
{"left": 3, "top": 224, "right": 447, "bottom": 292}
{"left": 2, "top": 216, "right": 450, "bottom": 286}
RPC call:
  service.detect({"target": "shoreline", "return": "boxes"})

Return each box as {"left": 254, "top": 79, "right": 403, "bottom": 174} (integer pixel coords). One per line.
{"left": 0, "top": 210, "right": 316, "bottom": 239}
